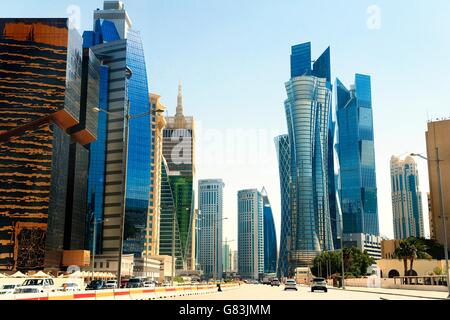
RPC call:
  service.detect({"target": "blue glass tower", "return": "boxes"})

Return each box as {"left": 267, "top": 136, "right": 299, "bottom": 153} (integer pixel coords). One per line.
{"left": 283, "top": 42, "right": 335, "bottom": 270}
{"left": 275, "top": 135, "right": 291, "bottom": 278}
{"left": 85, "top": 1, "right": 154, "bottom": 259}
{"left": 336, "top": 74, "right": 380, "bottom": 237}
{"left": 261, "top": 188, "right": 277, "bottom": 274}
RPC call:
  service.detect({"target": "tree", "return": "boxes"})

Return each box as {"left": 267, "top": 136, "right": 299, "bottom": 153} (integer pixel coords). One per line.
{"left": 394, "top": 238, "right": 431, "bottom": 284}
{"left": 312, "top": 248, "right": 374, "bottom": 279}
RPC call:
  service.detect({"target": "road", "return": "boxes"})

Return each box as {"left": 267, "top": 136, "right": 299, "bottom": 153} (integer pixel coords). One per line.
{"left": 171, "top": 284, "right": 448, "bottom": 301}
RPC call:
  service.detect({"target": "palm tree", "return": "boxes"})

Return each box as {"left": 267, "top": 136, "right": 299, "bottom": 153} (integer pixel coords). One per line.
{"left": 394, "top": 241, "right": 415, "bottom": 284}
{"left": 394, "top": 238, "right": 431, "bottom": 284}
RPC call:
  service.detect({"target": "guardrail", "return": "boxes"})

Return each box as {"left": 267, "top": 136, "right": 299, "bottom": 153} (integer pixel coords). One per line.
{"left": 4, "top": 283, "right": 240, "bottom": 301}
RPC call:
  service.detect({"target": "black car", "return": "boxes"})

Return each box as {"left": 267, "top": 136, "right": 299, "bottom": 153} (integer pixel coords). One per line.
{"left": 86, "top": 280, "right": 107, "bottom": 291}
{"left": 126, "top": 278, "right": 145, "bottom": 288}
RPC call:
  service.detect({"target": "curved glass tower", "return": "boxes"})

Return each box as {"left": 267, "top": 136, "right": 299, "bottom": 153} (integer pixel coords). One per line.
{"left": 284, "top": 42, "right": 334, "bottom": 269}
{"left": 261, "top": 188, "right": 277, "bottom": 274}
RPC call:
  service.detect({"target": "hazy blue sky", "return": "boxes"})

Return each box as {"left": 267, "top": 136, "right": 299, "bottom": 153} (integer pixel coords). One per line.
{"left": 5, "top": 0, "right": 450, "bottom": 251}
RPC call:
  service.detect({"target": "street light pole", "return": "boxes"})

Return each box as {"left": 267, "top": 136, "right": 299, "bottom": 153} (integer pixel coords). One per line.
{"left": 172, "top": 207, "right": 176, "bottom": 286}
{"left": 411, "top": 151, "right": 450, "bottom": 299}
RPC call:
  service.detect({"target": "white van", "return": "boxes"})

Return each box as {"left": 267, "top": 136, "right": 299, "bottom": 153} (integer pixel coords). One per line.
{"left": 14, "top": 278, "right": 55, "bottom": 294}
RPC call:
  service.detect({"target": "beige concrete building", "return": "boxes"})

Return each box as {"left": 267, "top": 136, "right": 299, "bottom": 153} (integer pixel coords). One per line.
{"left": 377, "top": 259, "right": 448, "bottom": 278}
{"left": 91, "top": 254, "right": 135, "bottom": 278}
{"left": 151, "top": 255, "right": 174, "bottom": 283}
{"left": 426, "top": 119, "right": 450, "bottom": 247}
{"left": 381, "top": 240, "right": 401, "bottom": 260}
{"left": 144, "top": 93, "right": 167, "bottom": 257}
{"left": 428, "top": 193, "right": 435, "bottom": 239}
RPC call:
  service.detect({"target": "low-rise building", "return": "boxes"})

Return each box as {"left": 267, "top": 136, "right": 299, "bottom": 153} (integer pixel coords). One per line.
{"left": 343, "top": 233, "right": 382, "bottom": 259}
{"left": 89, "top": 254, "right": 135, "bottom": 278}
{"left": 150, "top": 255, "right": 174, "bottom": 283}
{"left": 133, "top": 257, "right": 161, "bottom": 280}
{"left": 377, "top": 259, "right": 448, "bottom": 278}
{"left": 381, "top": 240, "right": 401, "bottom": 259}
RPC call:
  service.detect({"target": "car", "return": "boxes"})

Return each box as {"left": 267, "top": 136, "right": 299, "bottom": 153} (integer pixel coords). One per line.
{"left": 86, "top": 280, "right": 107, "bottom": 291}
{"left": 14, "top": 278, "right": 55, "bottom": 294}
{"left": 143, "top": 281, "right": 156, "bottom": 288}
{"left": 284, "top": 279, "right": 298, "bottom": 291}
{"left": 162, "top": 281, "right": 171, "bottom": 287}
{"left": 311, "top": 277, "right": 328, "bottom": 293}
{"left": 104, "top": 280, "right": 118, "bottom": 289}
{"left": 0, "top": 284, "right": 19, "bottom": 295}
{"left": 57, "top": 283, "right": 81, "bottom": 292}
{"left": 271, "top": 279, "right": 281, "bottom": 287}
{"left": 126, "top": 278, "right": 145, "bottom": 288}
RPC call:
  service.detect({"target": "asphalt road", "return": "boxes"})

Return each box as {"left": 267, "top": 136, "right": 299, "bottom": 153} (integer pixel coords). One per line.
{"left": 170, "top": 284, "right": 448, "bottom": 301}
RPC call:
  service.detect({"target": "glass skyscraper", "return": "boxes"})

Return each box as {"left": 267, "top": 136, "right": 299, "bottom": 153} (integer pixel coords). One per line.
{"left": 238, "top": 189, "right": 264, "bottom": 280}
{"left": 0, "top": 18, "right": 100, "bottom": 271}
{"left": 275, "top": 135, "right": 291, "bottom": 278}
{"left": 84, "top": 1, "right": 154, "bottom": 261}
{"left": 283, "top": 42, "right": 334, "bottom": 270}
{"left": 198, "top": 179, "right": 224, "bottom": 280}
{"left": 261, "top": 188, "right": 277, "bottom": 274}
{"left": 390, "top": 156, "right": 424, "bottom": 239}
{"left": 336, "top": 74, "right": 380, "bottom": 237}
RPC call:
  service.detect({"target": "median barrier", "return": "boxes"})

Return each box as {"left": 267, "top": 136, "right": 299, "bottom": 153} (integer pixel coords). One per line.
{"left": 48, "top": 292, "right": 75, "bottom": 300}
{"left": 95, "top": 289, "right": 115, "bottom": 300}
{"left": 14, "top": 292, "right": 48, "bottom": 301}
{"left": 73, "top": 292, "right": 97, "bottom": 300}
{"left": 154, "top": 287, "right": 167, "bottom": 299}
{"left": 113, "top": 289, "right": 132, "bottom": 300}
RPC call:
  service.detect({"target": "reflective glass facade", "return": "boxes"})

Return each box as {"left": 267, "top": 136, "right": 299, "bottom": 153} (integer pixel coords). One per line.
{"left": 275, "top": 135, "right": 291, "bottom": 278}
{"left": 282, "top": 42, "right": 335, "bottom": 271}
{"left": 238, "top": 189, "right": 264, "bottom": 280}
{"left": 198, "top": 180, "right": 224, "bottom": 279}
{"left": 336, "top": 74, "right": 380, "bottom": 237}
{"left": 390, "top": 156, "right": 424, "bottom": 239}
{"left": 262, "top": 189, "right": 277, "bottom": 274}
{"left": 0, "top": 18, "right": 99, "bottom": 271}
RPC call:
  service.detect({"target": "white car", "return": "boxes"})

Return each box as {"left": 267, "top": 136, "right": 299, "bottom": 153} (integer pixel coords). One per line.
{"left": 284, "top": 279, "right": 298, "bottom": 291}
{"left": 104, "top": 280, "right": 118, "bottom": 289}
{"left": 15, "top": 278, "right": 55, "bottom": 294}
{"left": 57, "top": 283, "right": 81, "bottom": 292}
{"left": 143, "top": 281, "right": 156, "bottom": 288}
{"left": 0, "top": 284, "right": 19, "bottom": 295}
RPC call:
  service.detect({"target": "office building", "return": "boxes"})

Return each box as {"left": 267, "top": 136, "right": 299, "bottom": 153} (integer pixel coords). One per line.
{"left": 336, "top": 74, "right": 380, "bottom": 251}
{"left": 0, "top": 18, "right": 99, "bottom": 271}
{"left": 343, "top": 233, "right": 382, "bottom": 260}
{"left": 428, "top": 193, "right": 435, "bottom": 240}
{"left": 223, "top": 242, "right": 231, "bottom": 273}
{"left": 426, "top": 119, "right": 450, "bottom": 246}
{"left": 198, "top": 179, "right": 225, "bottom": 280}
{"left": 261, "top": 188, "right": 277, "bottom": 274}
{"left": 283, "top": 42, "right": 334, "bottom": 269}
{"left": 238, "top": 189, "right": 264, "bottom": 280}
{"left": 145, "top": 94, "right": 167, "bottom": 257}
{"left": 161, "top": 84, "right": 196, "bottom": 270}
{"left": 83, "top": 1, "right": 154, "bottom": 265}
{"left": 390, "top": 155, "right": 425, "bottom": 239}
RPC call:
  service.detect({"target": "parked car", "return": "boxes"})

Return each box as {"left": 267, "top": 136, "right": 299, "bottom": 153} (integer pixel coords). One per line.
{"left": 284, "top": 279, "right": 298, "bottom": 291}
{"left": 162, "top": 281, "right": 171, "bottom": 287}
{"left": 311, "top": 277, "right": 328, "bottom": 293}
{"left": 57, "top": 283, "right": 81, "bottom": 292}
{"left": 126, "top": 278, "right": 145, "bottom": 288}
{"left": 15, "top": 278, "right": 55, "bottom": 294}
{"left": 86, "top": 280, "right": 107, "bottom": 291}
{"left": 0, "top": 284, "right": 19, "bottom": 295}
{"left": 104, "top": 280, "right": 118, "bottom": 289}
{"left": 143, "top": 281, "right": 156, "bottom": 288}
{"left": 271, "top": 279, "right": 281, "bottom": 287}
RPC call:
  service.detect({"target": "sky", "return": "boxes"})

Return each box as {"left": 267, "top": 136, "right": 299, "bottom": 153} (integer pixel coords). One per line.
{"left": 5, "top": 0, "right": 450, "bottom": 251}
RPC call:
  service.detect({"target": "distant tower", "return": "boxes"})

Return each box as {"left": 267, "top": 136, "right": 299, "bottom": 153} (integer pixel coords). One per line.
{"left": 390, "top": 155, "right": 425, "bottom": 239}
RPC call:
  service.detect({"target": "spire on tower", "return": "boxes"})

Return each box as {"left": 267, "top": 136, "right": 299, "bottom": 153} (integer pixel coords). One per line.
{"left": 176, "top": 81, "right": 184, "bottom": 117}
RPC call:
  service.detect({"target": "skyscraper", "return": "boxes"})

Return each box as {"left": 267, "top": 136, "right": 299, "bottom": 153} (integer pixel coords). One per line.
{"left": 426, "top": 119, "right": 450, "bottom": 247}
{"left": 283, "top": 42, "right": 334, "bottom": 270}
{"left": 145, "top": 94, "right": 167, "bottom": 257}
{"left": 390, "top": 155, "right": 425, "bottom": 239}
{"left": 336, "top": 74, "right": 381, "bottom": 257}
{"left": 275, "top": 135, "right": 291, "bottom": 278}
{"left": 261, "top": 188, "right": 277, "bottom": 274}
{"left": 84, "top": 1, "right": 153, "bottom": 262}
{"left": 238, "top": 189, "right": 264, "bottom": 280}
{"left": 0, "top": 18, "right": 100, "bottom": 271}
{"left": 161, "top": 84, "right": 196, "bottom": 270}
{"left": 198, "top": 179, "right": 225, "bottom": 280}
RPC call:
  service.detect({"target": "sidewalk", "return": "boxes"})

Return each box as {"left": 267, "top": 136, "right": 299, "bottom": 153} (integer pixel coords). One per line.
{"left": 329, "top": 286, "right": 448, "bottom": 300}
